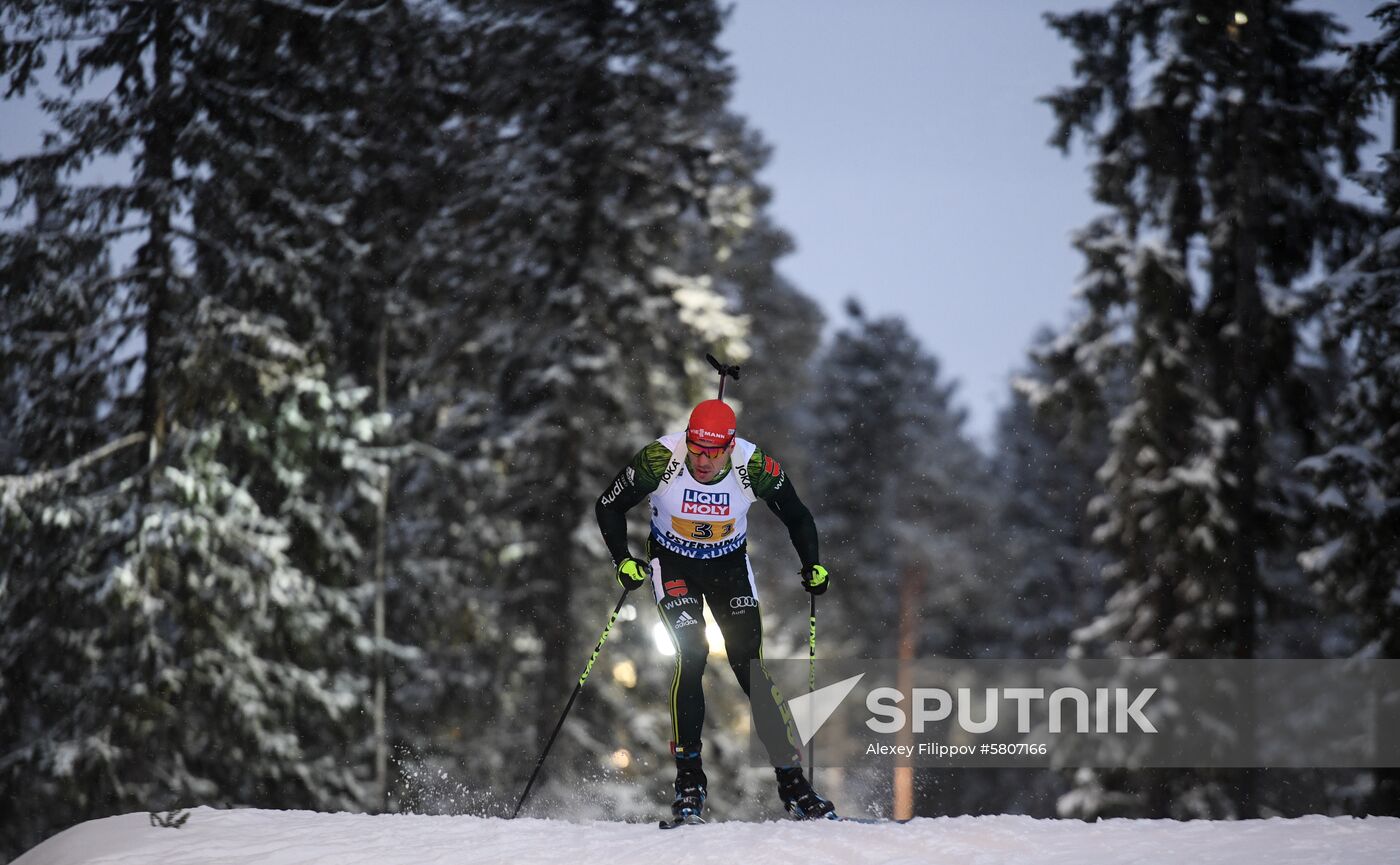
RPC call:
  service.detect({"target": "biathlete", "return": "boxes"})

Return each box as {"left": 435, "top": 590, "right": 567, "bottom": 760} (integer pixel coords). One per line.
{"left": 594, "top": 398, "right": 836, "bottom": 822}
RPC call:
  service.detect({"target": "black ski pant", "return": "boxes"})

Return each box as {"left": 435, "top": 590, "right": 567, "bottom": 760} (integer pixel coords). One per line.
{"left": 648, "top": 546, "right": 801, "bottom": 768}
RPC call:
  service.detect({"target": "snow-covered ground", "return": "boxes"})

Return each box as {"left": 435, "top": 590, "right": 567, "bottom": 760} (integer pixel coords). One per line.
{"left": 14, "top": 807, "right": 1400, "bottom": 865}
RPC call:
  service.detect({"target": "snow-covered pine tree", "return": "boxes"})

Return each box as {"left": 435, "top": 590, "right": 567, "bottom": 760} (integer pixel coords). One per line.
{"left": 0, "top": 298, "right": 387, "bottom": 855}
{"left": 0, "top": 168, "right": 130, "bottom": 861}
{"left": 995, "top": 325, "right": 1109, "bottom": 661}
{"left": 375, "top": 2, "right": 560, "bottom": 803}
{"left": 430, "top": 0, "right": 754, "bottom": 815}
{"left": 1300, "top": 214, "right": 1400, "bottom": 811}
{"left": 0, "top": 3, "right": 396, "bottom": 855}
{"left": 184, "top": 1, "right": 485, "bottom": 811}
{"left": 1298, "top": 1, "right": 1400, "bottom": 816}
{"left": 1041, "top": 0, "right": 1377, "bottom": 818}
{"left": 0, "top": 165, "right": 114, "bottom": 474}
{"left": 806, "top": 303, "right": 1011, "bottom": 815}
{"left": 1079, "top": 242, "right": 1235, "bottom": 660}
{"left": 1299, "top": 0, "right": 1400, "bottom": 663}
{"left": 1053, "top": 238, "right": 1247, "bottom": 819}
{"left": 808, "top": 303, "right": 996, "bottom": 656}
{"left": 1007, "top": 221, "right": 1141, "bottom": 664}
{"left": 984, "top": 326, "right": 1119, "bottom": 819}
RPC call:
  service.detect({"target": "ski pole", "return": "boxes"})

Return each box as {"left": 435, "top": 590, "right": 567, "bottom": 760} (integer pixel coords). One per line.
{"left": 808, "top": 593, "right": 817, "bottom": 784}
{"left": 513, "top": 588, "right": 630, "bottom": 818}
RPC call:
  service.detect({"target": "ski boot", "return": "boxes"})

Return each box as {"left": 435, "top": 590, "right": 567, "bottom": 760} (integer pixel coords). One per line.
{"left": 776, "top": 766, "right": 837, "bottom": 820}
{"left": 670, "top": 747, "right": 707, "bottom": 825}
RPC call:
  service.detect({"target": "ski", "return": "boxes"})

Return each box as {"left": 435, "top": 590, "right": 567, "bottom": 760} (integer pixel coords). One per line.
{"left": 657, "top": 813, "right": 910, "bottom": 828}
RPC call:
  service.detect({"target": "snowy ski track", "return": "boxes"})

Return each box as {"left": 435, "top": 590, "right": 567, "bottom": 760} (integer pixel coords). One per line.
{"left": 14, "top": 807, "right": 1400, "bottom": 865}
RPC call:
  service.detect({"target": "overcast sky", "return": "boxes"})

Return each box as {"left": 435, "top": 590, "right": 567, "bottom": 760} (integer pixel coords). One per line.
{"left": 719, "top": 0, "right": 1386, "bottom": 444}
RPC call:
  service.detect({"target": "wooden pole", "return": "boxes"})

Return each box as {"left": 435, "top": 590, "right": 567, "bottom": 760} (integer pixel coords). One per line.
{"left": 893, "top": 563, "right": 922, "bottom": 820}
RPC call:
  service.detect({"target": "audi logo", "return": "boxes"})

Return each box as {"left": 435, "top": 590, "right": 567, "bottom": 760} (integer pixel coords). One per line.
{"left": 730, "top": 596, "right": 758, "bottom": 609}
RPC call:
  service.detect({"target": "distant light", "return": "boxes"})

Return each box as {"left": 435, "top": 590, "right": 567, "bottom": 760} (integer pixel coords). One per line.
{"left": 706, "top": 619, "right": 726, "bottom": 656}
{"left": 612, "top": 659, "right": 638, "bottom": 688}
{"left": 652, "top": 622, "right": 676, "bottom": 657}
{"left": 610, "top": 748, "right": 632, "bottom": 769}
{"left": 1196, "top": 14, "right": 1209, "bottom": 25}
{"left": 1234, "top": 11, "right": 1248, "bottom": 25}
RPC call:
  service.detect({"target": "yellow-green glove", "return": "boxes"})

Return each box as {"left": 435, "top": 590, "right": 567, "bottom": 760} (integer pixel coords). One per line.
{"left": 616, "top": 557, "right": 651, "bottom": 592}
{"left": 801, "top": 564, "right": 829, "bottom": 596}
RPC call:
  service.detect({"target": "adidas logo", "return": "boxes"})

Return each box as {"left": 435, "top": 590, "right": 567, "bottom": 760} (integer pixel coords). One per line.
{"left": 675, "top": 611, "right": 699, "bottom": 628}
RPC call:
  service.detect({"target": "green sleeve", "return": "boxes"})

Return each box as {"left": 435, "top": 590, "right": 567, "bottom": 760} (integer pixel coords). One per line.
{"left": 750, "top": 445, "right": 820, "bottom": 568}
{"left": 596, "top": 440, "right": 671, "bottom": 565}
{"left": 631, "top": 440, "right": 671, "bottom": 490}
{"left": 746, "top": 445, "right": 789, "bottom": 500}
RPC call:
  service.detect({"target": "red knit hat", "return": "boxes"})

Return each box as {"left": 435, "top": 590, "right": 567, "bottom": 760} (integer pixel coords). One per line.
{"left": 687, "top": 400, "right": 736, "bottom": 448}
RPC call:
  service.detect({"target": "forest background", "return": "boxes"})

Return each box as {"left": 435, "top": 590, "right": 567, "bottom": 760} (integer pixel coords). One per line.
{"left": 2, "top": 1, "right": 1399, "bottom": 861}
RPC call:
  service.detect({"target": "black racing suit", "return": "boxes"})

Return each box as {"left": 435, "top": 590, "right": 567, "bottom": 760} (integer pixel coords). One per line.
{"left": 595, "top": 439, "right": 820, "bottom": 768}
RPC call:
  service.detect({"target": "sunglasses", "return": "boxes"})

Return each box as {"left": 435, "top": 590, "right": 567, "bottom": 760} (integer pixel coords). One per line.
{"left": 686, "top": 440, "right": 731, "bottom": 458}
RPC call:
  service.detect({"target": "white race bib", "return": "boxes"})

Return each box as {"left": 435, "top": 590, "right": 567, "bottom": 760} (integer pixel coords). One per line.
{"left": 648, "top": 433, "right": 758, "bottom": 559}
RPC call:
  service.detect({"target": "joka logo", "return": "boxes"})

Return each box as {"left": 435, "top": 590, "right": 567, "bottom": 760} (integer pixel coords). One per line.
{"left": 730, "top": 596, "right": 758, "bottom": 610}
{"left": 664, "top": 579, "right": 688, "bottom": 598}
{"left": 682, "top": 488, "right": 730, "bottom": 516}
{"left": 787, "top": 674, "right": 865, "bottom": 746}
{"left": 675, "top": 611, "right": 700, "bottom": 629}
